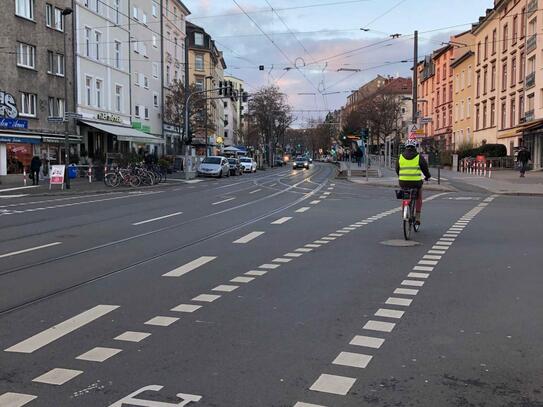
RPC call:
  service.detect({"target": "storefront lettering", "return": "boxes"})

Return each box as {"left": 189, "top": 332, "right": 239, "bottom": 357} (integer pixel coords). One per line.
{"left": 0, "top": 90, "right": 18, "bottom": 119}
{"left": 97, "top": 112, "right": 122, "bottom": 123}
{"left": 0, "top": 118, "right": 28, "bottom": 129}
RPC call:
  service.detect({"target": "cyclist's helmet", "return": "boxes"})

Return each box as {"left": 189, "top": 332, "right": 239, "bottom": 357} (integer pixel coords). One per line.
{"left": 405, "top": 136, "right": 418, "bottom": 148}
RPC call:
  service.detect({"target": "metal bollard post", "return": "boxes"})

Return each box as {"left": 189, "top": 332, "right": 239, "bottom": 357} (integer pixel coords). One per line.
{"left": 23, "top": 167, "right": 27, "bottom": 186}
{"left": 88, "top": 166, "right": 92, "bottom": 183}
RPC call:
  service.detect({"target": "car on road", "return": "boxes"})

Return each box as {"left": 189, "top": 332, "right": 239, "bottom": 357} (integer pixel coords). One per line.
{"left": 240, "top": 157, "right": 257, "bottom": 173}
{"left": 197, "top": 156, "right": 230, "bottom": 178}
{"left": 227, "top": 158, "right": 243, "bottom": 176}
{"left": 293, "top": 156, "right": 310, "bottom": 169}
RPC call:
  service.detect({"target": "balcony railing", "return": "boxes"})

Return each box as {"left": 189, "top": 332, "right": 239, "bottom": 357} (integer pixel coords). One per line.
{"left": 525, "top": 109, "right": 535, "bottom": 122}
{"left": 527, "top": 34, "right": 537, "bottom": 53}
{"left": 527, "top": 0, "right": 537, "bottom": 17}
{"left": 526, "top": 72, "right": 536, "bottom": 88}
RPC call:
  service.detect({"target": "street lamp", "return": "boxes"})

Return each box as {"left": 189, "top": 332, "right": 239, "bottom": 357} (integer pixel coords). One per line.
{"left": 61, "top": 7, "right": 73, "bottom": 188}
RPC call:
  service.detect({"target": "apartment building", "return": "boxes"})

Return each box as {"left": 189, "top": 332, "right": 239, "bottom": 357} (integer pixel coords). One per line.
{"left": 1, "top": 0, "right": 76, "bottom": 176}
{"left": 451, "top": 31, "right": 476, "bottom": 150}
{"left": 417, "top": 56, "right": 436, "bottom": 140}
{"left": 433, "top": 45, "right": 455, "bottom": 149}
{"left": 223, "top": 76, "right": 245, "bottom": 147}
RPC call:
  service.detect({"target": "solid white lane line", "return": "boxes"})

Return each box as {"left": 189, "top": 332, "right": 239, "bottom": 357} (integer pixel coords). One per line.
{"left": 212, "top": 285, "right": 239, "bottom": 292}
{"left": 231, "top": 276, "right": 255, "bottom": 283}
{"left": 349, "top": 335, "right": 385, "bottom": 349}
{"left": 212, "top": 197, "right": 235, "bottom": 205}
{"left": 249, "top": 189, "right": 262, "bottom": 194}
{"left": 76, "top": 347, "right": 122, "bottom": 363}
{"left": 5, "top": 305, "right": 119, "bottom": 354}
{"left": 295, "top": 248, "right": 312, "bottom": 253}
{"left": 245, "top": 270, "right": 268, "bottom": 276}
{"left": 309, "top": 374, "right": 357, "bottom": 395}
{"left": 402, "top": 280, "right": 425, "bottom": 287}
{"left": 273, "top": 258, "right": 292, "bottom": 263}
{"left": 32, "top": 368, "right": 83, "bottom": 386}
{"left": 163, "top": 256, "right": 217, "bottom": 277}
{"left": 0, "top": 186, "right": 39, "bottom": 192}
{"left": 233, "top": 231, "right": 265, "bottom": 244}
{"left": 0, "top": 392, "right": 37, "bottom": 406}
{"left": 386, "top": 297, "right": 412, "bottom": 307}
{"left": 363, "top": 320, "right": 396, "bottom": 333}
{"left": 394, "top": 288, "right": 418, "bottom": 296}
{"left": 413, "top": 266, "right": 434, "bottom": 272}
{"left": 333, "top": 351, "right": 372, "bottom": 368}
{"left": 310, "top": 200, "right": 321, "bottom": 204}
{"left": 284, "top": 252, "right": 303, "bottom": 258}
{"left": 144, "top": 316, "right": 179, "bottom": 326}
{"left": 296, "top": 207, "right": 310, "bottom": 213}
{"left": 272, "top": 217, "right": 293, "bottom": 225}
{"left": 408, "top": 272, "right": 430, "bottom": 279}
{"left": 132, "top": 212, "right": 182, "bottom": 226}
{"left": 0, "top": 242, "right": 62, "bottom": 260}
{"left": 114, "top": 331, "right": 151, "bottom": 343}
{"left": 375, "top": 309, "right": 405, "bottom": 319}
{"left": 171, "top": 304, "right": 202, "bottom": 313}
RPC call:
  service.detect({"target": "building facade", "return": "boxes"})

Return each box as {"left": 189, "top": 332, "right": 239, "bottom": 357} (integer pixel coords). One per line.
{"left": 433, "top": 45, "right": 455, "bottom": 150}
{"left": 1, "top": 0, "right": 76, "bottom": 176}
{"left": 223, "top": 75, "right": 245, "bottom": 148}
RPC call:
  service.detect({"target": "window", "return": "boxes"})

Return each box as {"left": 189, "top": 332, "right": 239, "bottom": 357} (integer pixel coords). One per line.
{"left": 195, "top": 78, "right": 204, "bottom": 92}
{"left": 521, "top": 8, "right": 526, "bottom": 39}
{"left": 16, "top": 0, "right": 34, "bottom": 20}
{"left": 55, "top": 98, "right": 64, "bottom": 117}
{"left": 152, "top": 35, "right": 158, "bottom": 48}
{"left": 20, "top": 92, "right": 37, "bottom": 116}
{"left": 173, "top": 7, "right": 177, "bottom": 22}
{"left": 467, "top": 97, "right": 471, "bottom": 118}
{"left": 166, "top": 65, "right": 170, "bottom": 84}
{"left": 501, "top": 101, "right": 507, "bottom": 129}
{"left": 152, "top": 63, "right": 159, "bottom": 78}
{"left": 95, "top": 79, "right": 102, "bottom": 108}
{"left": 47, "top": 50, "right": 54, "bottom": 73}
{"left": 95, "top": 31, "right": 102, "bottom": 60}
{"left": 512, "top": 15, "right": 518, "bottom": 45}
{"left": 468, "top": 65, "right": 472, "bottom": 86}
{"left": 476, "top": 71, "right": 481, "bottom": 97}
{"left": 492, "top": 29, "right": 496, "bottom": 55}
{"left": 491, "top": 62, "right": 496, "bottom": 90}
{"left": 174, "top": 70, "right": 178, "bottom": 80}
{"left": 483, "top": 68, "right": 487, "bottom": 94}
{"left": 519, "top": 95, "right": 524, "bottom": 121}
{"left": 95, "top": 0, "right": 100, "bottom": 14}
{"left": 455, "top": 75, "right": 459, "bottom": 93}
{"left": 153, "top": 93, "right": 159, "bottom": 108}
{"left": 195, "top": 54, "right": 204, "bottom": 71}
{"left": 437, "top": 89, "right": 440, "bottom": 105}
{"left": 144, "top": 76, "right": 149, "bottom": 89}
{"left": 527, "top": 93, "right": 535, "bottom": 112}
{"left": 133, "top": 40, "right": 139, "bottom": 54}
{"left": 115, "top": 85, "right": 122, "bottom": 112}
{"left": 482, "top": 103, "right": 487, "bottom": 128}
{"left": 503, "top": 24, "right": 508, "bottom": 52}
{"left": 17, "top": 43, "right": 35, "bottom": 69}
{"left": 54, "top": 7, "right": 63, "bottom": 31}
{"left": 461, "top": 70, "right": 465, "bottom": 90}
{"left": 461, "top": 101, "right": 465, "bottom": 120}
{"left": 502, "top": 61, "right": 507, "bottom": 91}
{"left": 152, "top": 1, "right": 158, "bottom": 17}
{"left": 455, "top": 103, "right": 459, "bottom": 121}
{"left": 45, "top": 3, "right": 53, "bottom": 27}
{"left": 114, "top": 0, "right": 120, "bottom": 24}
{"left": 48, "top": 97, "right": 55, "bottom": 117}
{"left": 511, "top": 99, "right": 516, "bottom": 126}
{"left": 484, "top": 36, "right": 488, "bottom": 60}
{"left": 144, "top": 107, "right": 149, "bottom": 120}
{"left": 142, "top": 13, "right": 147, "bottom": 25}
{"left": 475, "top": 105, "right": 480, "bottom": 130}
{"left": 528, "top": 55, "right": 536, "bottom": 74}
{"left": 135, "top": 105, "right": 140, "bottom": 117}
{"left": 85, "top": 76, "right": 92, "bottom": 105}
{"left": 528, "top": 17, "right": 536, "bottom": 36}
{"left": 134, "top": 71, "right": 140, "bottom": 86}
{"left": 490, "top": 99, "right": 495, "bottom": 127}
{"left": 85, "top": 27, "right": 92, "bottom": 57}
{"left": 114, "top": 41, "right": 121, "bottom": 69}
{"left": 477, "top": 42, "right": 481, "bottom": 64}
{"left": 520, "top": 51, "right": 525, "bottom": 82}
{"left": 55, "top": 53, "right": 65, "bottom": 76}
{"left": 174, "top": 37, "right": 178, "bottom": 59}
{"left": 195, "top": 32, "right": 204, "bottom": 46}
{"left": 133, "top": 6, "right": 138, "bottom": 20}
{"left": 511, "top": 57, "right": 516, "bottom": 87}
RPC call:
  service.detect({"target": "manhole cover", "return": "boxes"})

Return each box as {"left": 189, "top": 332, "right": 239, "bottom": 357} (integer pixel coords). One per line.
{"left": 380, "top": 239, "right": 421, "bottom": 247}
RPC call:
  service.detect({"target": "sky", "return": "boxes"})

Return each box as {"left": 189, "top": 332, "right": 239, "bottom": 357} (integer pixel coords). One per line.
{"left": 183, "top": 0, "right": 494, "bottom": 127}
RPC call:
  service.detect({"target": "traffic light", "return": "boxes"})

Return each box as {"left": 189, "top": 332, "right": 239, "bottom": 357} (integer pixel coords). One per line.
{"left": 218, "top": 81, "right": 223, "bottom": 96}
{"left": 228, "top": 81, "right": 234, "bottom": 97}
{"left": 242, "top": 91, "right": 249, "bottom": 103}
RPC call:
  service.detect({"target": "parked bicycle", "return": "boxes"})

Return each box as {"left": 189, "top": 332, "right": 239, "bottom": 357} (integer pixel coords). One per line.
{"left": 103, "top": 163, "right": 166, "bottom": 188}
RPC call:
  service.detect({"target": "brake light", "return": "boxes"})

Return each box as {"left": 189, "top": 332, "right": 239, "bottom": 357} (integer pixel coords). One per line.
{"left": 402, "top": 199, "right": 410, "bottom": 207}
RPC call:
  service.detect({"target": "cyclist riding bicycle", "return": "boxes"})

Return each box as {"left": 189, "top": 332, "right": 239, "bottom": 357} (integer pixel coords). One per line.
{"left": 395, "top": 137, "right": 431, "bottom": 225}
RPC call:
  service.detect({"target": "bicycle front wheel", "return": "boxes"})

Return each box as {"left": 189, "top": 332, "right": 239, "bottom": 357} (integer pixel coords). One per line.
{"left": 104, "top": 173, "right": 119, "bottom": 187}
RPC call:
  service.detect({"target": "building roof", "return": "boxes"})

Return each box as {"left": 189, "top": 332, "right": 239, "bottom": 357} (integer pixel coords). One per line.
{"left": 450, "top": 51, "right": 474, "bottom": 68}
{"left": 173, "top": 0, "right": 191, "bottom": 16}
{"left": 381, "top": 77, "right": 412, "bottom": 94}
{"left": 432, "top": 44, "right": 452, "bottom": 60}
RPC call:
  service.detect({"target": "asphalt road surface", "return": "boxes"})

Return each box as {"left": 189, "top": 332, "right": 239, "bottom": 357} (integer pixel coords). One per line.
{"left": 1, "top": 163, "right": 542, "bottom": 407}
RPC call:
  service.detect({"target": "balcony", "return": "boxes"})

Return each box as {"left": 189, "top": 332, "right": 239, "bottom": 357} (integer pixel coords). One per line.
{"left": 526, "top": 72, "right": 536, "bottom": 88}
{"left": 527, "top": 0, "right": 537, "bottom": 17}
{"left": 527, "top": 34, "right": 537, "bottom": 53}
{"left": 525, "top": 109, "right": 535, "bottom": 122}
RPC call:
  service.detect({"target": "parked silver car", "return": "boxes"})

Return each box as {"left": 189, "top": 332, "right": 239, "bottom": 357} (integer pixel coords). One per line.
{"left": 239, "top": 157, "right": 257, "bottom": 173}
{"left": 197, "top": 156, "right": 230, "bottom": 178}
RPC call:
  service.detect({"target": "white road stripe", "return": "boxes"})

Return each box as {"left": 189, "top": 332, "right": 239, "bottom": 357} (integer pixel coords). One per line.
{"left": 212, "top": 285, "right": 239, "bottom": 292}
{"left": 309, "top": 374, "right": 357, "bottom": 395}
{"left": 231, "top": 276, "right": 255, "bottom": 283}
{"left": 294, "top": 403, "right": 327, "bottom": 407}
{"left": 314, "top": 240, "right": 329, "bottom": 244}
{"left": 132, "top": 212, "right": 182, "bottom": 226}
{"left": 432, "top": 245, "right": 450, "bottom": 250}
{"left": 233, "top": 231, "right": 265, "bottom": 244}
{"left": 295, "top": 248, "right": 312, "bottom": 253}
{"left": 284, "top": 252, "right": 303, "bottom": 257}
{"left": 332, "top": 351, "right": 372, "bottom": 368}
{"left": 212, "top": 197, "right": 235, "bottom": 205}
{"left": 259, "top": 263, "right": 280, "bottom": 269}
{"left": 144, "top": 316, "right": 179, "bottom": 326}
{"left": 394, "top": 288, "right": 418, "bottom": 296}
{"left": 305, "top": 244, "right": 321, "bottom": 248}
{"left": 192, "top": 294, "right": 221, "bottom": 302}
{"left": 408, "top": 272, "right": 430, "bottom": 279}
{"left": 163, "top": 256, "right": 217, "bottom": 277}
{"left": 310, "top": 200, "right": 321, "bottom": 204}
{"left": 245, "top": 270, "right": 268, "bottom": 276}
{"left": 0, "top": 392, "right": 37, "bottom": 406}
{"left": 296, "top": 207, "right": 310, "bottom": 213}
{"left": 423, "top": 255, "right": 442, "bottom": 260}
{"left": 363, "top": 320, "right": 396, "bottom": 333}
{"left": 32, "top": 368, "right": 83, "bottom": 386}
{"left": 273, "top": 258, "right": 292, "bottom": 263}
{"left": 171, "top": 304, "right": 202, "bottom": 313}
{"left": 114, "top": 331, "right": 151, "bottom": 343}
{"left": 249, "top": 189, "right": 262, "bottom": 194}
{"left": 321, "top": 237, "right": 336, "bottom": 241}
{"left": 402, "top": 279, "right": 425, "bottom": 287}
{"left": 386, "top": 297, "right": 412, "bottom": 307}
{"left": 0, "top": 185, "right": 39, "bottom": 192}
{"left": 0, "top": 242, "right": 62, "bottom": 260}
{"left": 375, "top": 309, "right": 405, "bottom": 319}
{"left": 271, "top": 217, "right": 292, "bottom": 225}
{"left": 349, "top": 335, "right": 385, "bottom": 349}
{"left": 413, "top": 266, "right": 434, "bottom": 272}
{"left": 76, "top": 347, "right": 122, "bottom": 363}
{"left": 5, "top": 305, "right": 119, "bottom": 354}
{"left": 428, "top": 250, "right": 446, "bottom": 255}
{"left": 418, "top": 260, "right": 438, "bottom": 265}
{"left": 329, "top": 233, "right": 343, "bottom": 237}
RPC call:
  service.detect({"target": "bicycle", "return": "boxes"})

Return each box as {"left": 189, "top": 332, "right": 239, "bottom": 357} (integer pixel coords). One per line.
{"left": 396, "top": 187, "right": 420, "bottom": 240}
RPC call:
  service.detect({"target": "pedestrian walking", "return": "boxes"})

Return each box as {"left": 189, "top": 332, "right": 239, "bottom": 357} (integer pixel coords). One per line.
{"left": 356, "top": 148, "right": 363, "bottom": 167}
{"left": 517, "top": 146, "right": 531, "bottom": 177}
{"left": 30, "top": 155, "right": 42, "bottom": 185}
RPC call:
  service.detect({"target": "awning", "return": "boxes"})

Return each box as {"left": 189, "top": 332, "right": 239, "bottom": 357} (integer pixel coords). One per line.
{"left": 81, "top": 121, "right": 164, "bottom": 144}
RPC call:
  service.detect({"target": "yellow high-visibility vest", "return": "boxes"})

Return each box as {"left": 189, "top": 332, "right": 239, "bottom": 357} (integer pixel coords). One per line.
{"left": 399, "top": 154, "right": 422, "bottom": 181}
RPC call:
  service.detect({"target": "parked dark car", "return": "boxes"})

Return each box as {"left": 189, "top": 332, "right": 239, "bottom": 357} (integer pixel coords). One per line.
{"left": 228, "top": 158, "right": 243, "bottom": 176}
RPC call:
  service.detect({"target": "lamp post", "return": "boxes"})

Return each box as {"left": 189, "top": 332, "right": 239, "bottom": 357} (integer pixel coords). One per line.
{"left": 61, "top": 7, "right": 73, "bottom": 189}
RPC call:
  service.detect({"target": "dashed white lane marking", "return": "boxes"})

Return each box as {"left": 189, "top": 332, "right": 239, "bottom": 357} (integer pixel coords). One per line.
{"left": 32, "top": 368, "right": 83, "bottom": 386}
{"left": 332, "top": 351, "right": 372, "bottom": 368}
{"left": 76, "top": 347, "right": 122, "bottom": 363}
{"left": 212, "top": 285, "right": 239, "bottom": 293}
{"left": 314, "top": 240, "right": 329, "bottom": 244}
{"left": 0, "top": 242, "right": 62, "bottom": 260}
{"left": 319, "top": 195, "right": 327, "bottom": 199}
{"left": 433, "top": 245, "right": 450, "bottom": 251}
{"left": 271, "top": 217, "right": 293, "bottom": 225}
{"left": 249, "top": 189, "right": 262, "bottom": 194}
{"left": 321, "top": 237, "right": 336, "bottom": 241}
{"left": 309, "top": 374, "right": 357, "bottom": 395}
{"left": 192, "top": 294, "right": 221, "bottom": 302}
{"left": 375, "top": 308, "right": 405, "bottom": 319}
{"left": 5, "top": 305, "right": 119, "bottom": 354}
{"left": 423, "top": 255, "right": 442, "bottom": 260}
{"left": 418, "top": 260, "right": 438, "bottom": 266}
{"left": 233, "top": 231, "right": 265, "bottom": 244}
{"left": 323, "top": 192, "right": 331, "bottom": 195}
{"left": 245, "top": 270, "right": 268, "bottom": 276}
{"left": 349, "top": 335, "right": 385, "bottom": 349}
{"left": 305, "top": 244, "right": 321, "bottom": 248}
{"left": 428, "top": 250, "right": 446, "bottom": 255}
{"left": 163, "top": 256, "right": 217, "bottom": 277}
{"left": 413, "top": 265, "right": 434, "bottom": 271}
{"left": 0, "top": 392, "right": 37, "bottom": 406}
{"left": 144, "top": 316, "right": 179, "bottom": 326}
{"left": 273, "top": 258, "right": 292, "bottom": 263}
{"left": 284, "top": 252, "right": 303, "bottom": 258}
{"left": 171, "top": 304, "right": 202, "bottom": 313}
{"left": 343, "top": 227, "right": 356, "bottom": 231}
{"left": 0, "top": 194, "right": 28, "bottom": 198}
{"left": 294, "top": 402, "right": 327, "bottom": 407}
{"left": 132, "top": 212, "right": 183, "bottom": 226}
{"left": 408, "top": 272, "right": 430, "bottom": 279}
{"left": 394, "top": 288, "right": 418, "bottom": 295}
{"left": 212, "top": 197, "right": 235, "bottom": 205}
{"left": 327, "top": 187, "right": 333, "bottom": 190}
{"left": 330, "top": 183, "right": 335, "bottom": 186}
{"left": 259, "top": 263, "right": 280, "bottom": 269}
{"left": 386, "top": 297, "right": 412, "bottom": 307}
{"left": 363, "top": 320, "right": 396, "bottom": 333}
{"left": 231, "top": 276, "right": 255, "bottom": 283}
{"left": 401, "top": 279, "right": 425, "bottom": 287}
{"left": 114, "top": 331, "right": 151, "bottom": 343}
{"left": 295, "top": 248, "right": 312, "bottom": 253}
{"left": 329, "top": 233, "right": 343, "bottom": 237}
{"left": 310, "top": 200, "right": 321, "bottom": 204}
{"left": 296, "top": 207, "right": 310, "bottom": 213}
{"left": 437, "top": 241, "right": 453, "bottom": 246}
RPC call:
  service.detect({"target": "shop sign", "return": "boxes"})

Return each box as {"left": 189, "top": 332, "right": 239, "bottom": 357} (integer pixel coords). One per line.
{"left": 50, "top": 165, "right": 65, "bottom": 185}
{"left": 0, "top": 135, "right": 40, "bottom": 144}
{"left": 0, "top": 118, "right": 28, "bottom": 129}
{"left": 97, "top": 112, "right": 122, "bottom": 123}
{"left": 0, "top": 90, "right": 18, "bottom": 119}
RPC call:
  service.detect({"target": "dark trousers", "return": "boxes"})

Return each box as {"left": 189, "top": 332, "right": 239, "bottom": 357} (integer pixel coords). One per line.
{"left": 32, "top": 170, "right": 40, "bottom": 185}
{"left": 519, "top": 161, "right": 528, "bottom": 176}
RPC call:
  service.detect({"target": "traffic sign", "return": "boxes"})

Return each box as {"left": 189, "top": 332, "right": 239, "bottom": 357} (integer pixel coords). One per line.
{"left": 407, "top": 123, "right": 419, "bottom": 134}
{"left": 47, "top": 117, "right": 65, "bottom": 123}
{"left": 64, "top": 112, "right": 83, "bottom": 119}
{"left": 415, "top": 129, "right": 425, "bottom": 135}
{"left": 420, "top": 117, "right": 432, "bottom": 124}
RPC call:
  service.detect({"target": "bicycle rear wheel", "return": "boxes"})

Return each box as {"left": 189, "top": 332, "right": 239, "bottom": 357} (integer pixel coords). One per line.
{"left": 403, "top": 219, "right": 412, "bottom": 240}
{"left": 104, "top": 173, "right": 119, "bottom": 187}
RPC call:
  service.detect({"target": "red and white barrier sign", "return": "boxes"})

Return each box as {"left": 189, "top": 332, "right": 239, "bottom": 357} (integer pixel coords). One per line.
{"left": 49, "top": 165, "right": 65, "bottom": 189}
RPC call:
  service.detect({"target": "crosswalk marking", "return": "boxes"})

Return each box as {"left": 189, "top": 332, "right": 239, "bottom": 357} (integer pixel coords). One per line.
{"left": 273, "top": 258, "right": 292, "bottom": 263}
{"left": 394, "top": 288, "right": 418, "bottom": 296}
{"left": 192, "top": 294, "right": 221, "bottom": 303}
{"left": 284, "top": 253, "right": 303, "bottom": 257}
{"left": 294, "top": 403, "right": 327, "bottom": 407}
{"left": 212, "top": 285, "right": 239, "bottom": 292}
{"left": 401, "top": 279, "right": 425, "bottom": 287}
{"left": 271, "top": 217, "right": 292, "bottom": 225}
{"left": 5, "top": 305, "right": 119, "bottom": 354}
{"left": 171, "top": 304, "right": 202, "bottom": 313}
{"left": 349, "top": 335, "right": 385, "bottom": 349}
{"left": 245, "top": 270, "right": 268, "bottom": 276}
{"left": 162, "top": 256, "right": 217, "bottom": 277}
{"left": 259, "top": 263, "right": 280, "bottom": 269}
{"left": 309, "top": 374, "right": 356, "bottom": 395}
{"left": 296, "top": 207, "right": 310, "bottom": 213}
{"left": 386, "top": 297, "right": 412, "bottom": 306}
{"left": 76, "top": 347, "right": 122, "bottom": 363}
{"left": 332, "top": 351, "right": 372, "bottom": 368}
{"left": 363, "top": 320, "right": 396, "bottom": 333}
{"left": 375, "top": 308, "right": 405, "bottom": 319}
{"left": 0, "top": 392, "right": 37, "bottom": 406}
{"left": 114, "top": 331, "right": 151, "bottom": 343}
{"left": 231, "top": 276, "right": 254, "bottom": 283}
{"left": 32, "top": 368, "right": 83, "bottom": 385}
{"left": 144, "top": 316, "right": 179, "bottom": 326}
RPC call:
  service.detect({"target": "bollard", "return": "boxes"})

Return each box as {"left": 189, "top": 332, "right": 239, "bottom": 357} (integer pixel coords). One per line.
{"left": 488, "top": 162, "right": 492, "bottom": 178}
{"left": 88, "top": 166, "right": 92, "bottom": 183}
{"left": 483, "top": 162, "right": 487, "bottom": 177}
{"left": 23, "top": 167, "right": 27, "bottom": 186}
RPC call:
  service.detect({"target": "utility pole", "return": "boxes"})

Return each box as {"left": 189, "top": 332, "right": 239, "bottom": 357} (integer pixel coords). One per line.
{"left": 184, "top": 35, "right": 190, "bottom": 180}
{"left": 62, "top": 7, "right": 73, "bottom": 189}
{"left": 412, "top": 30, "right": 418, "bottom": 125}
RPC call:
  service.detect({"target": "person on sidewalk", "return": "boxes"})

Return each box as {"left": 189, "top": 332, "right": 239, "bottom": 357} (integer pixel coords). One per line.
{"left": 396, "top": 137, "right": 431, "bottom": 225}
{"left": 30, "top": 155, "right": 42, "bottom": 185}
{"left": 517, "top": 146, "right": 531, "bottom": 178}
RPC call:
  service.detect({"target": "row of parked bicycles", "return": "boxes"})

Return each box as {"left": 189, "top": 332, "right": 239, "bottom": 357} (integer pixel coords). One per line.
{"left": 103, "top": 164, "right": 167, "bottom": 187}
